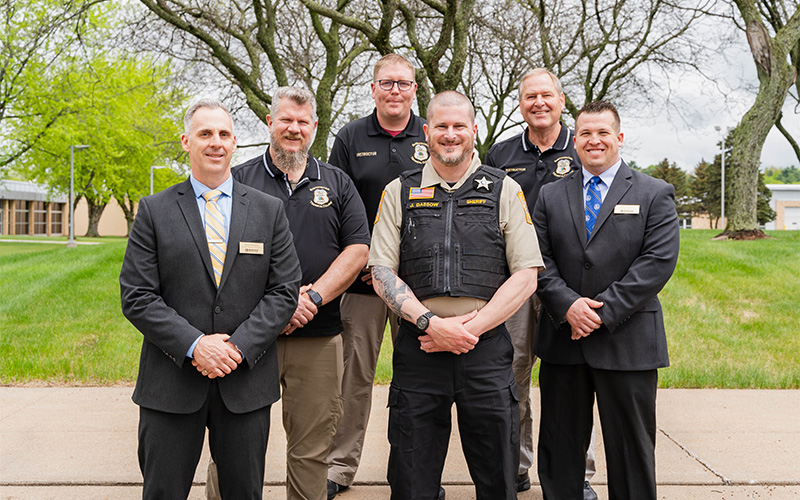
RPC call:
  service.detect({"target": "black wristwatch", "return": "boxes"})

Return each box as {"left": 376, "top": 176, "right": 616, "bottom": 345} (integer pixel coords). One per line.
{"left": 307, "top": 289, "right": 323, "bottom": 308}
{"left": 415, "top": 311, "right": 436, "bottom": 331}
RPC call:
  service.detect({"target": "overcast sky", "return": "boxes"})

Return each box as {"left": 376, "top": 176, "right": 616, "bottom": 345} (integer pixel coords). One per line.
{"left": 621, "top": 84, "right": 800, "bottom": 173}
{"left": 597, "top": 29, "right": 799, "bottom": 174}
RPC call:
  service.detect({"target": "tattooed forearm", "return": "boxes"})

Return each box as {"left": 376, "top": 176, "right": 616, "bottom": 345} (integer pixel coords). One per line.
{"left": 371, "top": 265, "right": 416, "bottom": 322}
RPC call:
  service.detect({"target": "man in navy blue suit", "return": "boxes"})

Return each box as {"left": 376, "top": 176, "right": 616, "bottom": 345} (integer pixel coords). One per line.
{"left": 533, "top": 100, "right": 680, "bottom": 500}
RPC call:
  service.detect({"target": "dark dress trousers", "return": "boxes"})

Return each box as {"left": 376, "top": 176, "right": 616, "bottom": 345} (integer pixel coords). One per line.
{"left": 120, "top": 178, "right": 301, "bottom": 499}
{"left": 533, "top": 162, "right": 680, "bottom": 500}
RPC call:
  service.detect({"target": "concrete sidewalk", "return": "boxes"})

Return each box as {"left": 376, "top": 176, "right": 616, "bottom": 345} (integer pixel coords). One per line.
{"left": 1, "top": 386, "right": 798, "bottom": 499}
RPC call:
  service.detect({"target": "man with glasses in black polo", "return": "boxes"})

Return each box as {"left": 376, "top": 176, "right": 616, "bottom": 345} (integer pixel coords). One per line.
{"left": 325, "top": 54, "right": 437, "bottom": 500}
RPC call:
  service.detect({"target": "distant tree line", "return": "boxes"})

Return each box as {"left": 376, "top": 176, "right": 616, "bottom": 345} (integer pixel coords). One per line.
{"left": 640, "top": 154, "right": 777, "bottom": 230}
{"left": 764, "top": 166, "right": 800, "bottom": 184}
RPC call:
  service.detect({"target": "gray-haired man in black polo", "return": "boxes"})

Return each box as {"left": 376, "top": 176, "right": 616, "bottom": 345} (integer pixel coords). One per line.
{"left": 325, "top": 54, "right": 435, "bottom": 500}
{"left": 207, "top": 87, "right": 370, "bottom": 500}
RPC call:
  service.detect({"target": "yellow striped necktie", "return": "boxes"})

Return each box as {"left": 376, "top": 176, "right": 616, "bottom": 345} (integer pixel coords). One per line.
{"left": 203, "top": 190, "right": 226, "bottom": 287}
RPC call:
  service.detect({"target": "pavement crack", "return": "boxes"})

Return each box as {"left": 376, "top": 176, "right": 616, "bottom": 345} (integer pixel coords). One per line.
{"left": 659, "top": 426, "right": 731, "bottom": 485}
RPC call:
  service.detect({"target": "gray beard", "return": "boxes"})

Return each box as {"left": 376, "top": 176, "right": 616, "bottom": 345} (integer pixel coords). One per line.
{"left": 271, "top": 142, "right": 308, "bottom": 173}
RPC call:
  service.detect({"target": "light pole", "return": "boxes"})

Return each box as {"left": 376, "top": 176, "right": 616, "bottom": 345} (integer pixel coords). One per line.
{"left": 67, "top": 144, "right": 90, "bottom": 248}
{"left": 150, "top": 165, "right": 167, "bottom": 195}
{"left": 721, "top": 144, "right": 726, "bottom": 229}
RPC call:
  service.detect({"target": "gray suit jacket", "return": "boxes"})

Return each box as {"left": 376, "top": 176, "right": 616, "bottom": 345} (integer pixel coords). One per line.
{"left": 532, "top": 161, "right": 680, "bottom": 371}
{"left": 120, "top": 179, "right": 301, "bottom": 414}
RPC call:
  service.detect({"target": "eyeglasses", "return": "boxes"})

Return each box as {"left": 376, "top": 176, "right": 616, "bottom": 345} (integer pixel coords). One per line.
{"left": 376, "top": 79, "right": 414, "bottom": 92}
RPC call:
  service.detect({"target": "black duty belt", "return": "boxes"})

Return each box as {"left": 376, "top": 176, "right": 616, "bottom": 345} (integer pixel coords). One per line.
{"left": 401, "top": 319, "right": 503, "bottom": 341}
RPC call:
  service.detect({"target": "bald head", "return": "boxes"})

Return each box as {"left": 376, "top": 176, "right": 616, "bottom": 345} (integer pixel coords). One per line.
{"left": 426, "top": 91, "right": 475, "bottom": 125}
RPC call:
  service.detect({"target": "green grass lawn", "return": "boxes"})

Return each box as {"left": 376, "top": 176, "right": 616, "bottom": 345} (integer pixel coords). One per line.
{"left": 1, "top": 230, "right": 798, "bottom": 388}
{"left": 657, "top": 230, "right": 800, "bottom": 388}
{"left": 0, "top": 238, "right": 141, "bottom": 384}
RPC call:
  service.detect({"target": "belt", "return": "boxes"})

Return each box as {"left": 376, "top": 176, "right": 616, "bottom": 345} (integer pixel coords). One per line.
{"left": 401, "top": 319, "right": 503, "bottom": 341}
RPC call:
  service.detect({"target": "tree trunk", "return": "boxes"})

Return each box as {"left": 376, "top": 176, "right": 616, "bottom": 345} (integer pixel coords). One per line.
{"left": 724, "top": 5, "right": 800, "bottom": 240}
{"left": 727, "top": 66, "right": 793, "bottom": 235}
{"left": 115, "top": 195, "right": 135, "bottom": 236}
{"left": 84, "top": 200, "right": 107, "bottom": 238}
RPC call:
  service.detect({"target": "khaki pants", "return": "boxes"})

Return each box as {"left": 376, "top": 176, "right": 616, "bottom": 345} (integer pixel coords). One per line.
{"left": 327, "top": 293, "right": 398, "bottom": 487}
{"left": 506, "top": 294, "right": 596, "bottom": 480}
{"left": 207, "top": 335, "right": 344, "bottom": 500}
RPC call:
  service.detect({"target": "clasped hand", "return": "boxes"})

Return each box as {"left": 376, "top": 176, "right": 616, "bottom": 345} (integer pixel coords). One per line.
{"left": 282, "top": 285, "right": 318, "bottom": 335}
{"left": 418, "top": 310, "right": 480, "bottom": 355}
{"left": 565, "top": 297, "right": 604, "bottom": 340}
{"left": 191, "top": 333, "right": 242, "bottom": 378}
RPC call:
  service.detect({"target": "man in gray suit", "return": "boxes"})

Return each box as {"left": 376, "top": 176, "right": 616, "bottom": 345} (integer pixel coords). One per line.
{"left": 120, "top": 99, "right": 301, "bottom": 499}
{"left": 533, "top": 100, "right": 679, "bottom": 500}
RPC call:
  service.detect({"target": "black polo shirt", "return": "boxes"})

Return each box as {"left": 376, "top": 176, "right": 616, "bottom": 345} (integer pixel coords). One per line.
{"left": 328, "top": 107, "right": 428, "bottom": 294}
{"left": 485, "top": 122, "right": 580, "bottom": 211}
{"left": 232, "top": 148, "right": 370, "bottom": 337}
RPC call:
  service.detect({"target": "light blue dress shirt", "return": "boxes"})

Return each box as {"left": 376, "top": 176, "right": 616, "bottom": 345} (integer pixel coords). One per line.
{"left": 190, "top": 174, "right": 233, "bottom": 241}
{"left": 187, "top": 174, "right": 234, "bottom": 358}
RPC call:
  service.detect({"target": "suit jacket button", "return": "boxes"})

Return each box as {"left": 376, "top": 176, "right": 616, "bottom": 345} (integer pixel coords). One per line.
{"left": 214, "top": 306, "right": 221, "bottom": 314}
{"left": 584, "top": 262, "right": 592, "bottom": 269}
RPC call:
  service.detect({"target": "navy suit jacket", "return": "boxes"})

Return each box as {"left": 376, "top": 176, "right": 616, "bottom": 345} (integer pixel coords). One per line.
{"left": 532, "top": 161, "right": 680, "bottom": 371}
{"left": 120, "top": 178, "right": 301, "bottom": 414}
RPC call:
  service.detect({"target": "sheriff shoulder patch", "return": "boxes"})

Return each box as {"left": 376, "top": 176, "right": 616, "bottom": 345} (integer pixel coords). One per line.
{"left": 517, "top": 191, "right": 532, "bottom": 225}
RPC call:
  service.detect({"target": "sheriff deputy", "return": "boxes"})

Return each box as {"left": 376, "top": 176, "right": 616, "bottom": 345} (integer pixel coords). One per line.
{"left": 369, "top": 90, "right": 544, "bottom": 500}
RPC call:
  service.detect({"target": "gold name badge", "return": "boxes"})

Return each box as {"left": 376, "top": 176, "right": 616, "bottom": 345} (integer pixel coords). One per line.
{"left": 614, "top": 204, "right": 640, "bottom": 214}
{"left": 239, "top": 242, "right": 264, "bottom": 255}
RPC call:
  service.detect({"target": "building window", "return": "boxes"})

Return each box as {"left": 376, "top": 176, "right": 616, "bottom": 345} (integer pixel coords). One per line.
{"left": 33, "top": 201, "right": 48, "bottom": 235}
{"left": 15, "top": 201, "right": 29, "bottom": 235}
{"left": 51, "top": 203, "right": 63, "bottom": 235}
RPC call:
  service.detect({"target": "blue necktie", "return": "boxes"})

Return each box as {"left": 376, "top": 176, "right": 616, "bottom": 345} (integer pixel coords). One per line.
{"left": 585, "top": 176, "right": 602, "bottom": 239}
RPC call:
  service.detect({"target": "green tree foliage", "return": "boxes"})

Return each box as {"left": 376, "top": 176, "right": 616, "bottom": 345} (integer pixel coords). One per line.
{"left": 776, "top": 165, "right": 800, "bottom": 183}
{"left": 691, "top": 149, "right": 776, "bottom": 229}
{"left": 10, "top": 54, "right": 185, "bottom": 236}
{"left": 650, "top": 158, "right": 693, "bottom": 218}
{"left": 757, "top": 173, "right": 777, "bottom": 225}
{"left": 0, "top": 0, "right": 103, "bottom": 168}
{"left": 691, "top": 159, "right": 717, "bottom": 225}
{"left": 762, "top": 166, "right": 800, "bottom": 183}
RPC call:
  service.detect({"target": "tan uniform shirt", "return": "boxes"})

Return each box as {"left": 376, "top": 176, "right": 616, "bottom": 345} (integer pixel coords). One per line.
{"left": 369, "top": 151, "right": 544, "bottom": 317}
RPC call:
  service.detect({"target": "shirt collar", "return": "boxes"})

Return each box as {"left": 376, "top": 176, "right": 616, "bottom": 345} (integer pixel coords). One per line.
{"left": 420, "top": 150, "right": 482, "bottom": 191}
{"left": 262, "top": 147, "right": 320, "bottom": 181}
{"left": 366, "top": 108, "right": 423, "bottom": 138}
{"left": 521, "top": 122, "right": 570, "bottom": 153}
{"left": 582, "top": 158, "right": 622, "bottom": 189}
{"left": 190, "top": 173, "right": 233, "bottom": 199}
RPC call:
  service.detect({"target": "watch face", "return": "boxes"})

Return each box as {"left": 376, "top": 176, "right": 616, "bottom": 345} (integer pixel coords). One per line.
{"left": 308, "top": 290, "right": 322, "bottom": 307}
{"left": 416, "top": 313, "right": 430, "bottom": 330}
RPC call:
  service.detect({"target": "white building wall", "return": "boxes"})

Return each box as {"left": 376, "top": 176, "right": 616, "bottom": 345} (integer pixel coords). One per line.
{"left": 765, "top": 184, "right": 800, "bottom": 230}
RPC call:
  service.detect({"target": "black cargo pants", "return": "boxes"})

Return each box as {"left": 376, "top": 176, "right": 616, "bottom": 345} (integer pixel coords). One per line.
{"left": 387, "top": 320, "right": 520, "bottom": 500}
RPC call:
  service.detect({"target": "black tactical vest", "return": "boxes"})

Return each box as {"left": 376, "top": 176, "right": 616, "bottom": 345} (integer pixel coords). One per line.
{"left": 398, "top": 165, "right": 509, "bottom": 301}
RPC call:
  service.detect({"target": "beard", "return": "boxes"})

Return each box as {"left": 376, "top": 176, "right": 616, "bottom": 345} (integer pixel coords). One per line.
{"left": 431, "top": 143, "right": 469, "bottom": 166}
{"left": 271, "top": 134, "right": 309, "bottom": 173}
